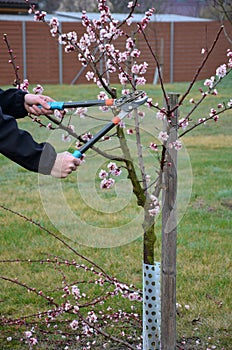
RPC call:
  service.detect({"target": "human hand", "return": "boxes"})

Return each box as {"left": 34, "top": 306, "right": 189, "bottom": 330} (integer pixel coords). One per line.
{"left": 24, "top": 94, "right": 54, "bottom": 116}
{"left": 50, "top": 151, "right": 82, "bottom": 178}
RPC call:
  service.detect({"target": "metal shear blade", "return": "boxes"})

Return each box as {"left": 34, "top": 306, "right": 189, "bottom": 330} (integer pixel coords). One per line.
{"left": 115, "top": 92, "right": 148, "bottom": 118}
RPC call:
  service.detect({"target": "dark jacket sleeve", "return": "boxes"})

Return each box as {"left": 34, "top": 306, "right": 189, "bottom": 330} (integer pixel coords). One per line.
{"left": 0, "top": 88, "right": 57, "bottom": 174}
{"left": 0, "top": 88, "right": 28, "bottom": 118}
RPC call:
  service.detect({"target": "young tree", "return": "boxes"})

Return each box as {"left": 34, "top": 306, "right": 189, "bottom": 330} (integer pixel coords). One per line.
{"left": 2, "top": 0, "right": 231, "bottom": 348}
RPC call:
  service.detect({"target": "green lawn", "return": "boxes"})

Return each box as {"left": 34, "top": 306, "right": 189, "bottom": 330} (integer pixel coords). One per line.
{"left": 0, "top": 79, "right": 231, "bottom": 349}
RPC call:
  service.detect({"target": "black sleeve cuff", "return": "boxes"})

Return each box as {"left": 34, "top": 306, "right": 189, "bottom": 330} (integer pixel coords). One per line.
{"left": 39, "top": 143, "right": 57, "bottom": 175}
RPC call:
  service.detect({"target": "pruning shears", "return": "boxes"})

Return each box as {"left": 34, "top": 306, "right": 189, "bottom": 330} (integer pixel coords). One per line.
{"left": 47, "top": 90, "right": 148, "bottom": 158}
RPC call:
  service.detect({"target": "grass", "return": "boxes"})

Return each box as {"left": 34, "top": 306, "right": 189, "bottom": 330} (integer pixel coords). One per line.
{"left": 0, "top": 78, "right": 232, "bottom": 349}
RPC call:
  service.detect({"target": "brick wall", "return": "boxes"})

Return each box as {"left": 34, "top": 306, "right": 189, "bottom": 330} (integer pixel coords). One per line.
{"left": 0, "top": 19, "right": 230, "bottom": 86}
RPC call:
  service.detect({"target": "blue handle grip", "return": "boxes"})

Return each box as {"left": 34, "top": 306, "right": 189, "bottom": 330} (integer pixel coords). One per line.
{"left": 47, "top": 101, "right": 65, "bottom": 110}
{"left": 72, "top": 150, "right": 83, "bottom": 158}
{"left": 38, "top": 101, "right": 65, "bottom": 110}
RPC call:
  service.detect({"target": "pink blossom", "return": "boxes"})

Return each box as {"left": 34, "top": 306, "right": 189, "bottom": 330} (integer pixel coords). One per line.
{"left": 73, "top": 305, "right": 79, "bottom": 313}
{"left": 158, "top": 131, "right": 169, "bottom": 142}
{"left": 156, "top": 109, "right": 166, "bottom": 120}
{"left": 54, "top": 110, "right": 64, "bottom": 121}
{"left": 131, "top": 63, "right": 139, "bottom": 74}
{"left": 87, "top": 311, "right": 98, "bottom": 323}
{"left": 64, "top": 302, "right": 72, "bottom": 311}
{"left": 107, "top": 162, "right": 117, "bottom": 171}
{"left": 118, "top": 72, "right": 128, "bottom": 85}
{"left": 178, "top": 118, "right": 189, "bottom": 130}
{"left": 138, "top": 110, "right": 145, "bottom": 118}
{"left": 209, "top": 108, "right": 217, "bottom": 116}
{"left": 62, "top": 133, "right": 71, "bottom": 143}
{"left": 99, "top": 105, "right": 109, "bottom": 112}
{"left": 111, "top": 167, "right": 122, "bottom": 176}
{"left": 49, "top": 17, "right": 59, "bottom": 36}
{"left": 33, "top": 84, "right": 44, "bottom": 94}
{"left": 82, "top": 132, "right": 93, "bottom": 141}
{"left": 49, "top": 17, "right": 59, "bottom": 27}
{"left": 67, "top": 31, "right": 77, "bottom": 42}
{"left": 198, "top": 118, "right": 206, "bottom": 125}
{"left": 126, "top": 17, "right": 133, "bottom": 26}
{"left": 92, "top": 18, "right": 102, "bottom": 29}
{"left": 85, "top": 71, "right": 95, "bottom": 81}
{"left": 71, "top": 285, "right": 80, "bottom": 297}
{"left": 95, "top": 277, "right": 105, "bottom": 286}
{"left": 106, "top": 59, "right": 117, "bottom": 72}
{"left": 136, "top": 62, "right": 148, "bottom": 74}
{"left": 146, "top": 97, "right": 153, "bottom": 108}
{"left": 63, "top": 286, "right": 70, "bottom": 295}
{"left": 122, "top": 89, "right": 130, "bottom": 95}
{"left": 149, "top": 143, "right": 158, "bottom": 151}
{"left": 127, "top": 128, "right": 134, "bottom": 134}
{"left": 149, "top": 205, "right": 160, "bottom": 217}
{"left": 134, "top": 76, "right": 146, "bottom": 86}
{"left": 74, "top": 107, "right": 88, "bottom": 118}
{"left": 29, "top": 338, "right": 38, "bottom": 345}
{"left": 96, "top": 77, "right": 108, "bottom": 88}
{"left": 228, "top": 99, "right": 232, "bottom": 108}
{"left": 119, "top": 120, "right": 125, "bottom": 128}
{"left": 25, "top": 331, "right": 32, "bottom": 338}
{"left": 34, "top": 10, "right": 46, "bottom": 22}
{"left": 99, "top": 169, "right": 108, "bottom": 179}
{"left": 204, "top": 76, "right": 214, "bottom": 88}
{"left": 68, "top": 124, "right": 75, "bottom": 133}
{"left": 107, "top": 162, "right": 122, "bottom": 176}
{"left": 216, "top": 64, "right": 227, "bottom": 78}
{"left": 126, "top": 37, "right": 135, "bottom": 50}
{"left": 227, "top": 48, "right": 232, "bottom": 57}
{"left": 131, "top": 48, "right": 141, "bottom": 58}
{"left": 98, "top": 91, "right": 108, "bottom": 100}
{"left": 150, "top": 194, "right": 159, "bottom": 205}
{"left": 82, "top": 324, "right": 94, "bottom": 336}
{"left": 100, "top": 178, "right": 115, "bottom": 189}
{"left": 65, "top": 44, "right": 75, "bottom": 53}
{"left": 128, "top": 292, "right": 141, "bottom": 301}
{"left": 139, "top": 8, "right": 155, "bottom": 30}
{"left": 58, "top": 34, "right": 67, "bottom": 45}
{"left": 20, "top": 79, "right": 29, "bottom": 92}
{"left": 102, "top": 135, "right": 111, "bottom": 141}
{"left": 70, "top": 320, "right": 79, "bottom": 330}
{"left": 227, "top": 49, "right": 232, "bottom": 68}
{"left": 169, "top": 140, "right": 182, "bottom": 150}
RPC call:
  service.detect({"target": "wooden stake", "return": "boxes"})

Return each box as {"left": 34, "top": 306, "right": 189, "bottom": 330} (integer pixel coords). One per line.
{"left": 161, "top": 92, "right": 179, "bottom": 350}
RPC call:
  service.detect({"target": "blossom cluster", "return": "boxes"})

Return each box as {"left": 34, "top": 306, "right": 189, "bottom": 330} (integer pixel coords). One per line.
{"left": 148, "top": 194, "right": 160, "bottom": 217}
{"left": 99, "top": 162, "right": 122, "bottom": 189}
{"left": 2, "top": 254, "right": 143, "bottom": 348}
{"left": 28, "top": 0, "right": 153, "bottom": 88}
{"left": 203, "top": 49, "right": 231, "bottom": 94}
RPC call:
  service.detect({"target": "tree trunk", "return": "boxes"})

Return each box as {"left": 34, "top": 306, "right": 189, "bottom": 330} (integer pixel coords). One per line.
{"left": 161, "top": 93, "right": 179, "bottom": 350}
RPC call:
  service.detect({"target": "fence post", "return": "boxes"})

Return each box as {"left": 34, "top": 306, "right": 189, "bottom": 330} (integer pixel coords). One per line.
{"left": 161, "top": 92, "right": 179, "bottom": 350}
